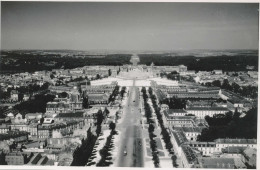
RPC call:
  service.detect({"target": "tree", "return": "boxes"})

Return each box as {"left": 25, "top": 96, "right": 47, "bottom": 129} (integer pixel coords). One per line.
{"left": 59, "top": 92, "right": 68, "bottom": 98}
{"left": 104, "top": 107, "right": 110, "bottom": 117}
{"left": 109, "top": 122, "right": 116, "bottom": 131}
{"left": 148, "top": 124, "right": 155, "bottom": 133}
{"left": 96, "top": 74, "right": 101, "bottom": 79}
{"left": 82, "top": 97, "right": 89, "bottom": 109}
{"left": 212, "top": 80, "right": 221, "bottom": 87}
{"left": 96, "top": 110, "right": 104, "bottom": 126}
{"left": 40, "top": 117, "right": 44, "bottom": 124}
{"left": 108, "top": 69, "right": 111, "bottom": 76}
{"left": 18, "top": 93, "right": 24, "bottom": 101}
{"left": 205, "top": 82, "right": 212, "bottom": 87}
{"left": 50, "top": 73, "right": 55, "bottom": 79}
{"left": 222, "top": 79, "right": 232, "bottom": 90}
{"left": 233, "top": 108, "right": 241, "bottom": 120}
{"left": 168, "top": 97, "right": 186, "bottom": 109}
{"left": 198, "top": 108, "right": 257, "bottom": 141}
{"left": 0, "top": 152, "right": 7, "bottom": 165}
{"left": 231, "top": 82, "right": 240, "bottom": 93}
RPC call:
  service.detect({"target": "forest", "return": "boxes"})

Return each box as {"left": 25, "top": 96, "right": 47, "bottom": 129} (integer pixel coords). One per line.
{"left": 0, "top": 51, "right": 132, "bottom": 73}
{"left": 139, "top": 53, "right": 258, "bottom": 72}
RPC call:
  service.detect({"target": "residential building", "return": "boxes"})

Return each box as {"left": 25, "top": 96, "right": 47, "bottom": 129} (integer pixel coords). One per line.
{"left": 87, "top": 93, "right": 110, "bottom": 105}
{"left": 180, "top": 145, "right": 198, "bottom": 168}
{"left": 186, "top": 107, "right": 229, "bottom": 119}
{"left": 10, "top": 90, "right": 19, "bottom": 101}
{"left": 188, "top": 141, "right": 217, "bottom": 156}
{"left": 27, "top": 153, "right": 54, "bottom": 166}
{"left": 241, "top": 147, "right": 256, "bottom": 168}
{"left": 181, "top": 127, "right": 203, "bottom": 141}
{"left": 0, "top": 124, "right": 10, "bottom": 134}
{"left": 164, "top": 109, "right": 188, "bottom": 117}
{"left": 5, "top": 152, "right": 25, "bottom": 165}
{"left": 163, "top": 111, "right": 196, "bottom": 127}
{"left": 46, "top": 101, "right": 71, "bottom": 114}
{"left": 215, "top": 139, "right": 257, "bottom": 152}
{"left": 197, "top": 157, "right": 235, "bottom": 169}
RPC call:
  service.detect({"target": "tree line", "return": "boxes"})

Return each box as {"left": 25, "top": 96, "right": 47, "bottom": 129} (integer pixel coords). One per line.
{"left": 148, "top": 87, "right": 178, "bottom": 167}
{"left": 71, "top": 109, "right": 105, "bottom": 166}
{"left": 1, "top": 51, "right": 132, "bottom": 73}
{"left": 141, "top": 87, "right": 160, "bottom": 167}
{"left": 138, "top": 54, "right": 258, "bottom": 72}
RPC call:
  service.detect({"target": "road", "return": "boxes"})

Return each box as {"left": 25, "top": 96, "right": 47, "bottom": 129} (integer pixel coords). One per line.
{"left": 117, "top": 79, "right": 144, "bottom": 167}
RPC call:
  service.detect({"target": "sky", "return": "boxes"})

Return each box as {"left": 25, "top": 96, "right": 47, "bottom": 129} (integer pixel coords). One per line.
{"left": 1, "top": 2, "right": 259, "bottom": 51}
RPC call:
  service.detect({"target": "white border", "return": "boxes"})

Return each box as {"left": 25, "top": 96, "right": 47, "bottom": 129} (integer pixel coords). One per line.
{"left": 0, "top": 1, "right": 259, "bottom": 170}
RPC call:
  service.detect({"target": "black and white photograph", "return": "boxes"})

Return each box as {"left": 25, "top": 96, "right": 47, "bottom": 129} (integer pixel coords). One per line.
{"left": 0, "top": 1, "right": 259, "bottom": 169}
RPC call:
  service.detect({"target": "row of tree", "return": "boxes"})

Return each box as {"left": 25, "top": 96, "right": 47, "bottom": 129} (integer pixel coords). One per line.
{"left": 141, "top": 87, "right": 160, "bottom": 167}
{"left": 108, "top": 85, "right": 120, "bottom": 103}
{"left": 96, "top": 122, "right": 117, "bottom": 166}
{"left": 148, "top": 87, "right": 178, "bottom": 167}
{"left": 71, "top": 109, "right": 106, "bottom": 166}
{"left": 71, "top": 127, "right": 98, "bottom": 166}
{"left": 120, "top": 86, "right": 126, "bottom": 99}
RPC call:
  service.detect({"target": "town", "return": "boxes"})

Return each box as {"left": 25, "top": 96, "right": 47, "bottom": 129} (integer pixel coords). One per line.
{"left": 0, "top": 53, "right": 257, "bottom": 168}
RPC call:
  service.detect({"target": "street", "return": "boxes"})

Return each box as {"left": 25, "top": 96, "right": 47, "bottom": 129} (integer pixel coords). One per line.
{"left": 117, "top": 79, "right": 144, "bottom": 167}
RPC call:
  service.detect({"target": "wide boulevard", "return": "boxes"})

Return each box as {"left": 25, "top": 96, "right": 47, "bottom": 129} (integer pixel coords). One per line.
{"left": 116, "top": 79, "right": 144, "bottom": 167}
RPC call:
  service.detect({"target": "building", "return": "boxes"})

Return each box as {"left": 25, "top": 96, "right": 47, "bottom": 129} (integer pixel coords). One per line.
{"left": 160, "top": 104, "right": 169, "bottom": 111}
{"left": 163, "top": 111, "right": 196, "bottom": 127}
{"left": 5, "top": 152, "right": 25, "bottom": 165}
{"left": 10, "top": 90, "right": 19, "bottom": 101}
{"left": 25, "top": 113, "right": 43, "bottom": 120}
{"left": 0, "top": 124, "right": 10, "bottom": 134}
{"left": 37, "top": 125, "right": 52, "bottom": 140}
{"left": 0, "top": 131, "right": 29, "bottom": 142}
{"left": 241, "top": 147, "right": 256, "bottom": 168}
{"left": 186, "top": 107, "right": 229, "bottom": 119}
{"left": 166, "top": 91, "right": 219, "bottom": 99}
{"left": 213, "top": 70, "right": 223, "bottom": 74}
{"left": 180, "top": 145, "right": 198, "bottom": 168}
{"left": 171, "top": 130, "right": 188, "bottom": 157}
{"left": 23, "top": 93, "right": 30, "bottom": 101}
{"left": 27, "top": 153, "right": 54, "bottom": 166}
{"left": 181, "top": 127, "right": 203, "bottom": 141}
{"left": 10, "top": 123, "right": 29, "bottom": 132}
{"left": 215, "top": 138, "right": 257, "bottom": 152}
{"left": 221, "top": 146, "right": 246, "bottom": 157}
{"left": 188, "top": 141, "right": 217, "bottom": 156}
{"left": 46, "top": 101, "right": 71, "bottom": 114}
{"left": 28, "top": 124, "right": 38, "bottom": 140}
{"left": 87, "top": 93, "right": 110, "bottom": 105}
{"left": 164, "top": 109, "right": 188, "bottom": 117}
{"left": 197, "top": 157, "right": 235, "bottom": 169}
{"left": 179, "top": 65, "right": 188, "bottom": 72}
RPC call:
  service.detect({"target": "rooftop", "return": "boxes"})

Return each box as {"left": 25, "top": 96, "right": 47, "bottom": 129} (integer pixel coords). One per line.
{"left": 181, "top": 145, "right": 198, "bottom": 164}
{"left": 186, "top": 107, "right": 229, "bottom": 111}
{"left": 215, "top": 138, "right": 257, "bottom": 144}
{"left": 198, "top": 157, "right": 235, "bottom": 169}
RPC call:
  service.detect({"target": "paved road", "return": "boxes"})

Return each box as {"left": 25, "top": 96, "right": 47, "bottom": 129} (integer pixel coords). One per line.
{"left": 117, "top": 79, "right": 144, "bottom": 167}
